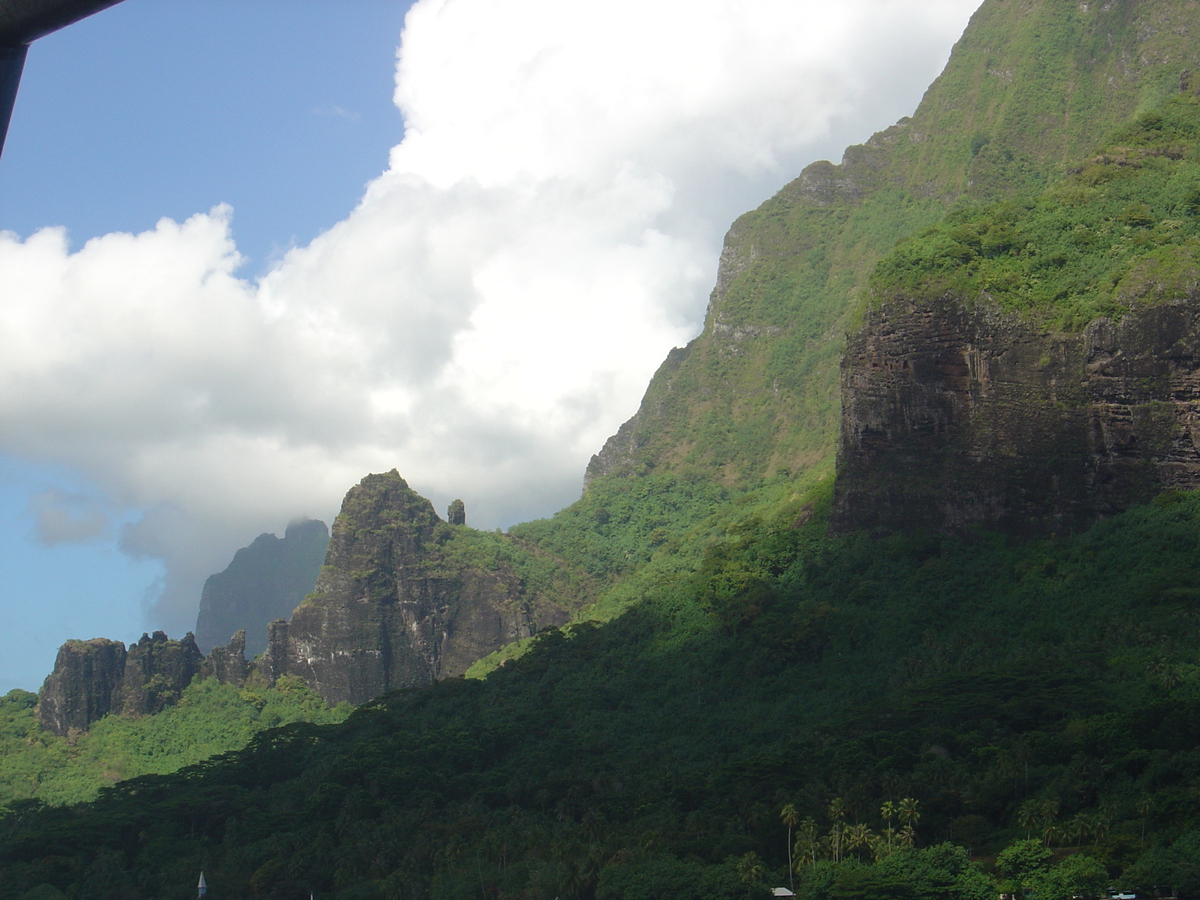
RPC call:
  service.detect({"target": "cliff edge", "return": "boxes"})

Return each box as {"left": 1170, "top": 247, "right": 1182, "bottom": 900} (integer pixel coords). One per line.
{"left": 264, "top": 471, "right": 587, "bottom": 705}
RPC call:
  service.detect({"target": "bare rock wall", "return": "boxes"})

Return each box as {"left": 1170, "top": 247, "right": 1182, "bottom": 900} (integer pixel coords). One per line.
{"left": 832, "top": 295, "right": 1200, "bottom": 534}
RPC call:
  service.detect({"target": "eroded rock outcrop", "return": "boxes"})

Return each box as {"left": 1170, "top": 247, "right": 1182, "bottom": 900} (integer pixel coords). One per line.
{"left": 37, "top": 474, "right": 588, "bottom": 727}
{"left": 832, "top": 296, "right": 1200, "bottom": 535}
{"left": 586, "top": 2, "right": 1200, "bottom": 490}
{"left": 275, "top": 470, "right": 577, "bottom": 705}
{"left": 37, "top": 631, "right": 206, "bottom": 736}
{"left": 207, "top": 630, "right": 250, "bottom": 687}
{"left": 37, "top": 638, "right": 126, "bottom": 736}
{"left": 114, "top": 631, "right": 205, "bottom": 717}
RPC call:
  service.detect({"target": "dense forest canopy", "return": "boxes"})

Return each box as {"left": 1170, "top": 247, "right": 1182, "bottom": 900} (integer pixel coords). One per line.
{"left": 9, "top": 2, "right": 1200, "bottom": 900}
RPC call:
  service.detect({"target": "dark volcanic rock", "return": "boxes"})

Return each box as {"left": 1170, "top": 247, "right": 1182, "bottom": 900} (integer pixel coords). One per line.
{"left": 278, "top": 470, "right": 575, "bottom": 705}
{"left": 195, "top": 518, "right": 329, "bottom": 656}
{"left": 832, "top": 296, "right": 1200, "bottom": 535}
{"left": 37, "top": 638, "right": 126, "bottom": 736}
{"left": 36, "top": 473, "right": 586, "bottom": 727}
{"left": 37, "top": 631, "right": 206, "bottom": 735}
{"left": 208, "top": 630, "right": 249, "bottom": 686}
{"left": 259, "top": 619, "right": 290, "bottom": 685}
{"left": 112, "top": 631, "right": 205, "bottom": 718}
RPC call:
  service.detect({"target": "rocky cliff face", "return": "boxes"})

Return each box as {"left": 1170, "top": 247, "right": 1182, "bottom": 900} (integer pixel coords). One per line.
{"left": 36, "top": 477, "right": 585, "bottom": 728}
{"left": 37, "top": 631, "right": 207, "bottom": 736}
{"left": 273, "top": 471, "right": 578, "bottom": 705}
{"left": 114, "top": 631, "right": 205, "bottom": 717}
{"left": 195, "top": 518, "right": 329, "bottom": 656}
{"left": 832, "top": 295, "right": 1200, "bottom": 535}
{"left": 588, "top": 0, "right": 1200, "bottom": 490}
{"left": 37, "top": 638, "right": 127, "bottom": 736}
{"left": 208, "top": 630, "right": 250, "bottom": 687}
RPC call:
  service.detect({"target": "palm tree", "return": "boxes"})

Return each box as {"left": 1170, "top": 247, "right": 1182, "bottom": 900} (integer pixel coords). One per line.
{"left": 1136, "top": 796, "right": 1155, "bottom": 843}
{"left": 898, "top": 798, "right": 920, "bottom": 833}
{"left": 794, "top": 818, "right": 821, "bottom": 870}
{"left": 1017, "top": 798, "right": 1039, "bottom": 840}
{"left": 867, "top": 833, "right": 887, "bottom": 863}
{"left": 845, "top": 823, "right": 876, "bottom": 861}
{"left": 1037, "top": 797, "right": 1059, "bottom": 848}
{"left": 1063, "top": 814, "right": 1086, "bottom": 849}
{"left": 880, "top": 801, "right": 896, "bottom": 849}
{"left": 780, "top": 803, "right": 799, "bottom": 892}
{"left": 828, "top": 798, "right": 847, "bottom": 863}
{"left": 737, "top": 851, "right": 765, "bottom": 899}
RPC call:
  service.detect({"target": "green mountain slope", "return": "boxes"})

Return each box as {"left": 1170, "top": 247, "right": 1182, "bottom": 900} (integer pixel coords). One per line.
{"left": 0, "top": 676, "right": 349, "bottom": 809}
{"left": 873, "top": 91, "right": 1200, "bottom": 327}
{"left": 11, "top": 3, "right": 1200, "bottom": 899}
{"left": 588, "top": 0, "right": 1200, "bottom": 488}
{"left": 5, "top": 487, "right": 1200, "bottom": 899}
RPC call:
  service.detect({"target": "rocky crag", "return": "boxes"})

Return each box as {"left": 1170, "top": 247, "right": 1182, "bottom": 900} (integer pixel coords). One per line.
{"left": 38, "top": 631, "right": 206, "bottom": 736}
{"left": 589, "top": 0, "right": 1200, "bottom": 489}
{"left": 261, "top": 471, "right": 584, "bottom": 705}
{"left": 194, "top": 518, "right": 329, "bottom": 656}
{"left": 832, "top": 89, "right": 1200, "bottom": 535}
{"left": 38, "top": 473, "right": 588, "bottom": 728}
{"left": 832, "top": 296, "right": 1200, "bottom": 535}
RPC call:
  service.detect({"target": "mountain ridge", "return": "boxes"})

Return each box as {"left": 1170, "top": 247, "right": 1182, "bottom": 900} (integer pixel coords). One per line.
{"left": 589, "top": 0, "right": 1200, "bottom": 491}
{"left": 10, "top": 4, "right": 1200, "bottom": 898}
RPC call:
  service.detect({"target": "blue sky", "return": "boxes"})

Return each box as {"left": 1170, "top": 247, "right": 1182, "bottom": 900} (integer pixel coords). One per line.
{"left": 0, "top": 0, "right": 410, "bottom": 690}
{"left": 0, "top": 0, "right": 981, "bottom": 693}
{"left": 1, "top": 0, "right": 408, "bottom": 271}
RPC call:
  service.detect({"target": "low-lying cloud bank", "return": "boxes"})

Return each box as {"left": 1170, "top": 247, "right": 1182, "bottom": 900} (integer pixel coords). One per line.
{"left": 0, "top": 0, "right": 981, "bottom": 637}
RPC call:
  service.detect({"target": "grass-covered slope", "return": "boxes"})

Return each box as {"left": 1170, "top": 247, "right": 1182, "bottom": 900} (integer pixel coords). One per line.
{"left": 874, "top": 93, "right": 1200, "bottom": 328}
{"left": 589, "top": 0, "right": 1200, "bottom": 488}
{"left": 5, "top": 485, "right": 1200, "bottom": 900}
{"left": 0, "top": 676, "right": 349, "bottom": 809}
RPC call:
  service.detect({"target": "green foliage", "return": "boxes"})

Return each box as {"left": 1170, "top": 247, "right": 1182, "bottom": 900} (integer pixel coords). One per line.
{"left": 7, "top": 487, "right": 1200, "bottom": 898}
{"left": 508, "top": 471, "right": 731, "bottom": 583}
{"left": 596, "top": 856, "right": 761, "bottom": 900}
{"left": 437, "top": 523, "right": 596, "bottom": 610}
{"left": 873, "top": 95, "right": 1200, "bottom": 328}
{"left": 1121, "top": 829, "right": 1200, "bottom": 897}
{"left": 587, "top": 0, "right": 1200, "bottom": 488}
{"left": 15, "top": 10, "right": 1200, "bottom": 899}
{"left": 0, "top": 676, "right": 349, "bottom": 810}
{"left": 1026, "top": 854, "right": 1108, "bottom": 900}
{"left": 795, "top": 845, "right": 993, "bottom": 900}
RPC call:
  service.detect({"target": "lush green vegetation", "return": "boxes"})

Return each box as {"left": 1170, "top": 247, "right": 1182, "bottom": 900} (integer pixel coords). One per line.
{"left": 12, "top": 7, "right": 1200, "bottom": 900}
{"left": 438, "top": 524, "right": 598, "bottom": 612}
{"left": 873, "top": 95, "right": 1200, "bottom": 328}
{"left": 507, "top": 472, "right": 730, "bottom": 585}
{"left": 586, "top": 1, "right": 1200, "bottom": 488}
{"left": 5, "top": 483, "right": 1200, "bottom": 900}
{"left": 0, "top": 676, "right": 349, "bottom": 809}
{"left": 468, "top": 467, "right": 826, "bottom": 676}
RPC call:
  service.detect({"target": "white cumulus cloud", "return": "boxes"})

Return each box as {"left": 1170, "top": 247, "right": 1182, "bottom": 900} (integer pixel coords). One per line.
{"left": 0, "top": 0, "right": 981, "bottom": 641}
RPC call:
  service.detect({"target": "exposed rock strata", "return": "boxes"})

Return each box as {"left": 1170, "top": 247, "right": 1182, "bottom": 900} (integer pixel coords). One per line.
{"left": 588, "top": 2, "right": 1200, "bottom": 490}
{"left": 832, "top": 295, "right": 1200, "bottom": 535}
{"left": 275, "top": 471, "right": 576, "bottom": 705}
{"left": 37, "top": 631, "right": 206, "bottom": 736}
{"left": 37, "top": 638, "right": 126, "bottom": 736}
{"left": 207, "top": 630, "right": 250, "bottom": 687}
{"left": 115, "top": 631, "right": 205, "bottom": 717}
